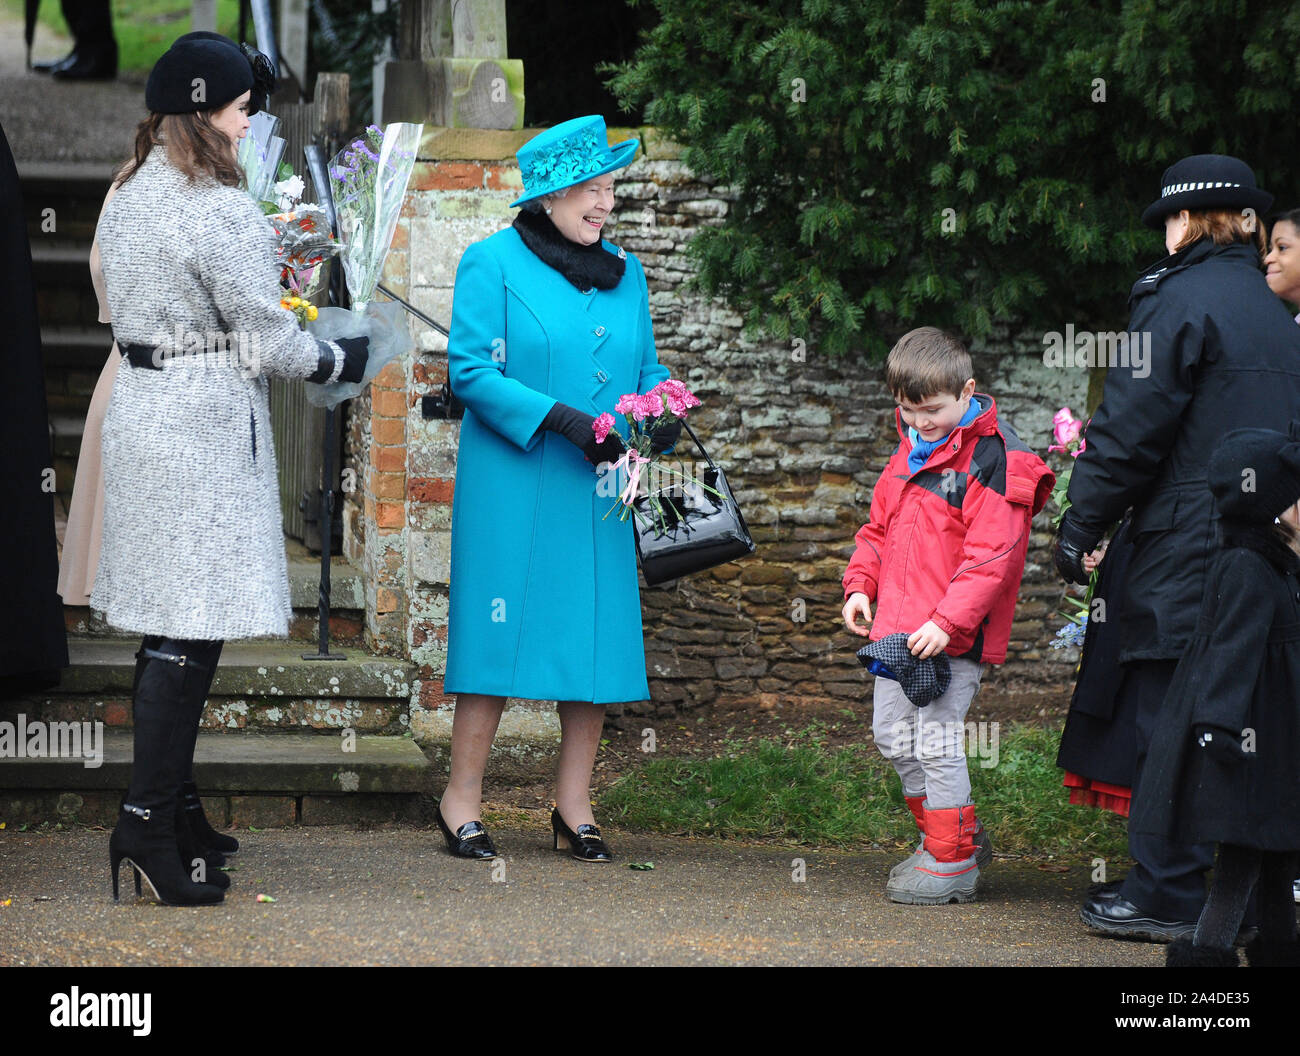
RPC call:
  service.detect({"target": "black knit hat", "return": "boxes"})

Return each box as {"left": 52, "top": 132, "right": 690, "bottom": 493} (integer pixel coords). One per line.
{"left": 1141, "top": 154, "right": 1273, "bottom": 230}
{"left": 1208, "top": 424, "right": 1300, "bottom": 522}
{"left": 857, "top": 633, "right": 952, "bottom": 708}
{"left": 146, "top": 37, "right": 254, "bottom": 115}
{"left": 171, "top": 32, "right": 276, "bottom": 115}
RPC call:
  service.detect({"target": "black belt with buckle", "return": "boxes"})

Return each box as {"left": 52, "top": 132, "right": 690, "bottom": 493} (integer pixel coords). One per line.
{"left": 118, "top": 342, "right": 163, "bottom": 370}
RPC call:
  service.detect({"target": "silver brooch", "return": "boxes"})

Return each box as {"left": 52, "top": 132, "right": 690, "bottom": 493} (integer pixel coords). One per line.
{"left": 617, "top": 246, "right": 626, "bottom": 260}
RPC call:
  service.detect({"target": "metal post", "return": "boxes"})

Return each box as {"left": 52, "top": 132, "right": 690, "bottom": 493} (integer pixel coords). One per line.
{"left": 302, "top": 141, "right": 347, "bottom": 662}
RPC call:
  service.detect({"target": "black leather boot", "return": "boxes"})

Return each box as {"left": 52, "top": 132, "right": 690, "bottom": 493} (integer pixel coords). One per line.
{"left": 174, "top": 798, "right": 229, "bottom": 889}
{"left": 109, "top": 639, "right": 223, "bottom": 906}
{"left": 176, "top": 640, "right": 237, "bottom": 855}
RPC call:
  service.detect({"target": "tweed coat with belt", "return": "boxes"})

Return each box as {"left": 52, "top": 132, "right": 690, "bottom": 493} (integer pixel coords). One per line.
{"left": 91, "top": 144, "right": 343, "bottom": 641}
{"left": 443, "top": 224, "right": 669, "bottom": 703}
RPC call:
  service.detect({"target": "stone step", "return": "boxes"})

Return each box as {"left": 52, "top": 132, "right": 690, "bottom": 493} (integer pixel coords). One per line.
{"left": 9, "top": 637, "right": 413, "bottom": 734}
{"left": 18, "top": 161, "right": 114, "bottom": 245}
{"left": 42, "top": 325, "right": 114, "bottom": 371}
{"left": 31, "top": 240, "right": 95, "bottom": 282}
{"left": 0, "top": 729, "right": 435, "bottom": 828}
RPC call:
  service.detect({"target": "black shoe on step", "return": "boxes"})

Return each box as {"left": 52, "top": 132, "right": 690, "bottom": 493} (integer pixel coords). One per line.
{"left": 32, "top": 50, "right": 76, "bottom": 73}
{"left": 551, "top": 808, "right": 613, "bottom": 863}
{"left": 51, "top": 44, "right": 116, "bottom": 80}
{"left": 435, "top": 805, "right": 499, "bottom": 859}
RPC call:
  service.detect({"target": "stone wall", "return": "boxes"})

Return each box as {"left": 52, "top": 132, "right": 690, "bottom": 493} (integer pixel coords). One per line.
{"left": 344, "top": 125, "right": 1091, "bottom": 751}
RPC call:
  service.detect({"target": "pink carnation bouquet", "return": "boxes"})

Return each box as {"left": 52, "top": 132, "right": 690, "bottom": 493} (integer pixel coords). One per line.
{"left": 594, "top": 377, "right": 723, "bottom": 528}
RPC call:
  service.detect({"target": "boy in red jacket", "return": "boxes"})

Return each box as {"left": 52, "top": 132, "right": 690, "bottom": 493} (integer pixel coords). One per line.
{"left": 842, "top": 328, "right": 1054, "bottom": 904}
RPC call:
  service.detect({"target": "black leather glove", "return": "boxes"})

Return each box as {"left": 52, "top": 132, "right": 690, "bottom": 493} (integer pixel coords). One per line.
{"left": 1053, "top": 514, "right": 1100, "bottom": 585}
{"left": 541, "top": 402, "right": 625, "bottom": 465}
{"left": 1194, "top": 724, "right": 1250, "bottom": 764}
{"left": 334, "top": 336, "right": 370, "bottom": 384}
{"left": 647, "top": 417, "right": 682, "bottom": 455}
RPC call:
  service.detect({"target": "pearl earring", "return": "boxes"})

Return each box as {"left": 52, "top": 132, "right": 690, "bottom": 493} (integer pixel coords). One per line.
{"left": 545, "top": 206, "right": 552, "bottom": 215}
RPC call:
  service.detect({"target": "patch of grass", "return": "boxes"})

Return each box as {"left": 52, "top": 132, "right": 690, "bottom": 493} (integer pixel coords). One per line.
{"left": 599, "top": 721, "right": 1129, "bottom": 859}
{"left": 6, "top": 0, "right": 241, "bottom": 75}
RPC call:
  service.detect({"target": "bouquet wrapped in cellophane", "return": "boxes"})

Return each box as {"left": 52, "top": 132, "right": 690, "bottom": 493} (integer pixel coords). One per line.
{"left": 237, "top": 111, "right": 287, "bottom": 208}
{"left": 304, "top": 122, "right": 423, "bottom": 409}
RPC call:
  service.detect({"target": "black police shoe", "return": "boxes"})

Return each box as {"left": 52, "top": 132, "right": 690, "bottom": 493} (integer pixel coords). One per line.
{"left": 1079, "top": 894, "right": 1196, "bottom": 943}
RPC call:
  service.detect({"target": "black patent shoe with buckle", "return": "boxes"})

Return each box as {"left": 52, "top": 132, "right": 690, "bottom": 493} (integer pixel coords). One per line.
{"left": 435, "top": 805, "right": 499, "bottom": 859}
{"left": 551, "top": 808, "right": 613, "bottom": 863}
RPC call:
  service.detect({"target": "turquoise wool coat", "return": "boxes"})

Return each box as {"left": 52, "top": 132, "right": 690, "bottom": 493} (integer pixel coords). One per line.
{"left": 443, "top": 226, "right": 669, "bottom": 703}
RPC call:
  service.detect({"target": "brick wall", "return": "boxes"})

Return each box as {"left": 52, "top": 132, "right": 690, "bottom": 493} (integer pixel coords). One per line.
{"left": 345, "top": 126, "right": 1089, "bottom": 749}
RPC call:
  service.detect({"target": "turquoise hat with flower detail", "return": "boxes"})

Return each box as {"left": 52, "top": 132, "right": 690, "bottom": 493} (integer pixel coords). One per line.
{"left": 510, "top": 115, "right": 640, "bottom": 208}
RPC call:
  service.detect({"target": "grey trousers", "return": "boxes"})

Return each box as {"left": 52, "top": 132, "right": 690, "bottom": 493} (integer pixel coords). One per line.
{"left": 871, "top": 657, "right": 983, "bottom": 809}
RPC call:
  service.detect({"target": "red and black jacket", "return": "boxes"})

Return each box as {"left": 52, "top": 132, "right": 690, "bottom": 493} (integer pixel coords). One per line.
{"left": 842, "top": 395, "right": 1055, "bottom": 664}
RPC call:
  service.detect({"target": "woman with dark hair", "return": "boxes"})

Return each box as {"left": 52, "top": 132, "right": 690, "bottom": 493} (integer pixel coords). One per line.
{"left": 93, "top": 35, "right": 368, "bottom": 905}
{"left": 1054, "top": 155, "right": 1300, "bottom": 942}
{"left": 1266, "top": 207, "right": 1300, "bottom": 312}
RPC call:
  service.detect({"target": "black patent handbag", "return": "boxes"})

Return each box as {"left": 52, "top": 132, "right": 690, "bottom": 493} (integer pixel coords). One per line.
{"left": 632, "top": 422, "right": 757, "bottom": 586}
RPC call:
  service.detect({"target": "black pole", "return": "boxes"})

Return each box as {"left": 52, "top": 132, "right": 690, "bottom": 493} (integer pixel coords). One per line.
{"left": 302, "top": 142, "right": 346, "bottom": 662}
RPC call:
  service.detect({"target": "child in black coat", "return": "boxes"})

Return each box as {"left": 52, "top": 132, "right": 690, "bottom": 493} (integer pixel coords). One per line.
{"left": 1131, "top": 424, "right": 1300, "bottom": 966}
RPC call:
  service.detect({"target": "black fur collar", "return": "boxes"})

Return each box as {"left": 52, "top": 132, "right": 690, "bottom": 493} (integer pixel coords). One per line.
{"left": 512, "top": 208, "right": 626, "bottom": 291}
{"left": 1219, "top": 517, "right": 1300, "bottom": 574}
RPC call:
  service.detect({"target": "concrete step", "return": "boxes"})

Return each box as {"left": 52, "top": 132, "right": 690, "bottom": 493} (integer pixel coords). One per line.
{"left": 9, "top": 637, "right": 413, "bottom": 734}
{"left": 0, "top": 729, "right": 435, "bottom": 828}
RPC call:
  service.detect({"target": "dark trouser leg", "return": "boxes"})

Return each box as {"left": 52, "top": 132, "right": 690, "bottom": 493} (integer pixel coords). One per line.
{"left": 1120, "top": 659, "right": 1217, "bottom": 920}
{"left": 63, "top": 0, "right": 115, "bottom": 47}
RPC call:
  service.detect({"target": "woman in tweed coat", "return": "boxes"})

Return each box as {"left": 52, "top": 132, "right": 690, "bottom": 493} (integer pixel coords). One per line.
{"left": 94, "top": 36, "right": 367, "bottom": 905}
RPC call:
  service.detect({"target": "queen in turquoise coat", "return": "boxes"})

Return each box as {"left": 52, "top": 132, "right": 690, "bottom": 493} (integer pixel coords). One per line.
{"left": 435, "top": 116, "right": 670, "bottom": 863}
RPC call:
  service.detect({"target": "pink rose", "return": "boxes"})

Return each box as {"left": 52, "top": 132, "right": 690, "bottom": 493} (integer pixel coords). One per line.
{"left": 1052, "top": 407, "right": 1082, "bottom": 449}
{"left": 592, "top": 413, "right": 616, "bottom": 443}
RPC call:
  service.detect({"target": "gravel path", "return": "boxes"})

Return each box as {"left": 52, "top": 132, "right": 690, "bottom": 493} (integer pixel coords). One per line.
{"left": 0, "top": 815, "right": 1163, "bottom": 966}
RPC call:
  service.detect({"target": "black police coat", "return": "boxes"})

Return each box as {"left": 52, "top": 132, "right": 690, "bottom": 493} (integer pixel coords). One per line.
{"left": 1064, "top": 238, "right": 1300, "bottom": 663}
{"left": 1131, "top": 532, "right": 1300, "bottom": 850}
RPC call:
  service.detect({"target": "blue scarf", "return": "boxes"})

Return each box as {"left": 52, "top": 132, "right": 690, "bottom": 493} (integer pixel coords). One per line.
{"left": 907, "top": 398, "right": 981, "bottom": 475}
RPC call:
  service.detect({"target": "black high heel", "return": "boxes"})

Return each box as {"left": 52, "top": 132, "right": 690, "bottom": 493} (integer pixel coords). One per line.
{"left": 182, "top": 782, "right": 238, "bottom": 855}
{"left": 551, "top": 808, "right": 613, "bottom": 863}
{"left": 174, "top": 798, "right": 230, "bottom": 890}
{"left": 110, "top": 805, "right": 224, "bottom": 906}
{"left": 435, "top": 804, "right": 499, "bottom": 859}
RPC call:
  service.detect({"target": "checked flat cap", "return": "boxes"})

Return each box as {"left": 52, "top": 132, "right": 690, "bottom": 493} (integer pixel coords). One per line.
{"left": 856, "top": 633, "right": 952, "bottom": 707}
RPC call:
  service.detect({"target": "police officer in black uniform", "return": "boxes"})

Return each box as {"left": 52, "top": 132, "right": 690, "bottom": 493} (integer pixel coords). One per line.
{"left": 1055, "top": 154, "right": 1300, "bottom": 941}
